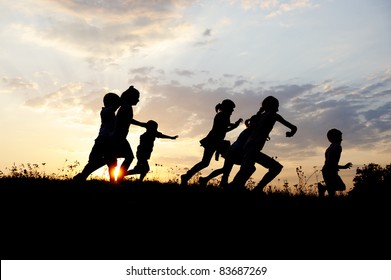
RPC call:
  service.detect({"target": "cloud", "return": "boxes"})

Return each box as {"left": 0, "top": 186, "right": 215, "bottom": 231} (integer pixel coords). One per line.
{"left": 285, "top": 73, "right": 391, "bottom": 152}
{"left": 234, "top": 79, "right": 249, "bottom": 87}
{"left": 129, "top": 67, "right": 156, "bottom": 75}
{"left": 49, "top": 0, "right": 191, "bottom": 18}
{"left": 125, "top": 67, "right": 391, "bottom": 161}
{"left": 203, "top": 28, "right": 212, "bottom": 36}
{"left": 1, "top": 76, "right": 38, "bottom": 91}
{"left": 23, "top": 82, "right": 108, "bottom": 126}
{"left": 362, "top": 102, "right": 391, "bottom": 133}
{"left": 4, "top": 0, "right": 195, "bottom": 63}
{"left": 193, "top": 29, "right": 217, "bottom": 47}
{"left": 237, "top": 0, "right": 317, "bottom": 19}
{"left": 267, "top": 0, "right": 317, "bottom": 19}
{"left": 174, "top": 69, "right": 195, "bottom": 78}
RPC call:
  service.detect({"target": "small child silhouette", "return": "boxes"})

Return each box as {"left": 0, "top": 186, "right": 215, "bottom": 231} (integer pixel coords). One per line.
{"left": 319, "top": 128, "right": 352, "bottom": 197}
{"left": 180, "top": 99, "right": 243, "bottom": 186}
{"left": 112, "top": 85, "right": 147, "bottom": 182}
{"left": 74, "top": 92, "right": 120, "bottom": 182}
{"left": 126, "top": 120, "right": 178, "bottom": 181}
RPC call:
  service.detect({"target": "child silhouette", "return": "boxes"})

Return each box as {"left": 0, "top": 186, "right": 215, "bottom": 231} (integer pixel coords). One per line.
{"left": 231, "top": 96, "right": 297, "bottom": 192}
{"left": 112, "top": 85, "right": 147, "bottom": 182}
{"left": 126, "top": 120, "right": 178, "bottom": 181}
{"left": 180, "top": 99, "right": 243, "bottom": 186}
{"left": 74, "top": 92, "right": 120, "bottom": 182}
{"left": 198, "top": 116, "right": 256, "bottom": 188}
{"left": 319, "top": 128, "right": 352, "bottom": 197}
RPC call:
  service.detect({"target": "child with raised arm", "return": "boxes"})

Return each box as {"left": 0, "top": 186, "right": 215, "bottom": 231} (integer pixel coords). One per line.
{"left": 180, "top": 99, "right": 243, "bottom": 186}
{"left": 74, "top": 92, "right": 120, "bottom": 182}
{"left": 112, "top": 85, "right": 147, "bottom": 182}
{"left": 126, "top": 120, "right": 178, "bottom": 181}
{"left": 319, "top": 128, "right": 352, "bottom": 197}
{"left": 231, "top": 96, "right": 297, "bottom": 192}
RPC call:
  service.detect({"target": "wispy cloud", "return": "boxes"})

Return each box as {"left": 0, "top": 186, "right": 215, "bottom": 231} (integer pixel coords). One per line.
{"left": 1, "top": 76, "right": 38, "bottom": 91}
{"left": 266, "top": 0, "right": 318, "bottom": 19}
{"left": 3, "top": 0, "right": 195, "bottom": 62}
{"left": 23, "top": 82, "right": 103, "bottom": 115}
{"left": 237, "top": 0, "right": 317, "bottom": 18}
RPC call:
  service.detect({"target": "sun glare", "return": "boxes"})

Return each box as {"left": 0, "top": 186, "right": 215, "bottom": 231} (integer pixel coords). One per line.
{"left": 114, "top": 165, "right": 121, "bottom": 181}
{"left": 112, "top": 158, "right": 125, "bottom": 181}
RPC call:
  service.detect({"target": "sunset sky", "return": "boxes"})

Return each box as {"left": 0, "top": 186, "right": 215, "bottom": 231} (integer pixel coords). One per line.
{"left": 1, "top": 0, "right": 390, "bottom": 191}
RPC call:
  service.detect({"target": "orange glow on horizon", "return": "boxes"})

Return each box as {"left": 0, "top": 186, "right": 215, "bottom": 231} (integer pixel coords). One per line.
{"left": 114, "top": 166, "right": 121, "bottom": 182}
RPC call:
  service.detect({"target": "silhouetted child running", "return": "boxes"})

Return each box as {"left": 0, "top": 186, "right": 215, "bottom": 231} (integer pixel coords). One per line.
{"left": 180, "top": 99, "right": 243, "bottom": 186}
{"left": 125, "top": 120, "right": 178, "bottom": 181}
{"left": 231, "top": 96, "right": 297, "bottom": 193}
{"left": 319, "top": 128, "right": 352, "bottom": 197}
{"left": 74, "top": 92, "right": 120, "bottom": 182}
{"left": 198, "top": 116, "right": 256, "bottom": 188}
{"left": 112, "top": 85, "right": 147, "bottom": 182}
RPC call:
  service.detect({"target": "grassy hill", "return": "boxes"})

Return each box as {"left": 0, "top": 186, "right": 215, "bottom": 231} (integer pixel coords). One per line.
{"left": 1, "top": 177, "right": 390, "bottom": 260}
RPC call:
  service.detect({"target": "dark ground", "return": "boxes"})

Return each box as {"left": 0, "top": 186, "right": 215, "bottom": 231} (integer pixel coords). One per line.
{"left": 1, "top": 178, "right": 390, "bottom": 260}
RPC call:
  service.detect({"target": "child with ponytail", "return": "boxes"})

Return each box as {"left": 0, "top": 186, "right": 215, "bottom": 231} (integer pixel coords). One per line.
{"left": 181, "top": 99, "right": 243, "bottom": 186}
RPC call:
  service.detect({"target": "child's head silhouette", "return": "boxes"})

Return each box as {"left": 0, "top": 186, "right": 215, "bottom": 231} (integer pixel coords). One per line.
{"left": 103, "top": 92, "right": 120, "bottom": 107}
{"left": 216, "top": 99, "right": 236, "bottom": 113}
{"left": 146, "top": 120, "right": 158, "bottom": 131}
{"left": 262, "top": 96, "right": 279, "bottom": 112}
{"left": 121, "top": 85, "right": 140, "bottom": 105}
{"left": 327, "top": 128, "right": 342, "bottom": 143}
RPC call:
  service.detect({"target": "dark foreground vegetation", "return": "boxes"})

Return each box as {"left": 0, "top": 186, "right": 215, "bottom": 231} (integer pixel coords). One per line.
{"left": 1, "top": 163, "right": 390, "bottom": 260}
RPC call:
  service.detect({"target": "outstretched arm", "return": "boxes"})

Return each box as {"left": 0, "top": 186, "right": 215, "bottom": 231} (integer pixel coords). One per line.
{"left": 276, "top": 115, "right": 297, "bottom": 137}
{"left": 130, "top": 119, "right": 148, "bottom": 128}
{"left": 227, "top": 118, "right": 243, "bottom": 132}
{"left": 339, "top": 162, "right": 353, "bottom": 169}
{"left": 157, "top": 132, "right": 178, "bottom": 140}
